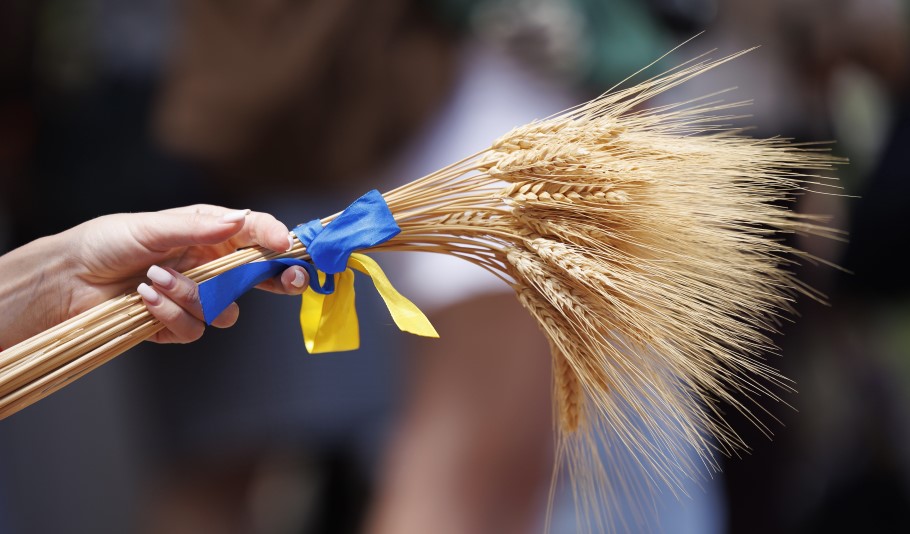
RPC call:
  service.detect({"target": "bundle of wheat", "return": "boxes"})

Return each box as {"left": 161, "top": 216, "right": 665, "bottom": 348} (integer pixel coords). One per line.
{"left": 0, "top": 47, "right": 840, "bottom": 529}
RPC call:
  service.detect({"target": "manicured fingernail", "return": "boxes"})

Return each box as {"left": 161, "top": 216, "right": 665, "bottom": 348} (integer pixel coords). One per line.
{"left": 286, "top": 234, "right": 295, "bottom": 252}
{"left": 291, "top": 268, "right": 306, "bottom": 288}
{"left": 220, "top": 209, "right": 250, "bottom": 223}
{"left": 147, "top": 265, "right": 176, "bottom": 289}
{"left": 137, "top": 283, "right": 161, "bottom": 305}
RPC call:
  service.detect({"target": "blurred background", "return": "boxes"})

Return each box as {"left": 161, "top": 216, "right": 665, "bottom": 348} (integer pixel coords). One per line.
{"left": 0, "top": 0, "right": 908, "bottom": 532}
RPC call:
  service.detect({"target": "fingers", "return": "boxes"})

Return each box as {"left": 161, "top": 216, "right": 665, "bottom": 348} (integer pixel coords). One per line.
{"left": 138, "top": 263, "right": 306, "bottom": 344}
{"left": 139, "top": 265, "right": 237, "bottom": 344}
{"left": 255, "top": 265, "right": 310, "bottom": 295}
{"left": 160, "top": 204, "right": 293, "bottom": 253}
{"left": 132, "top": 209, "right": 254, "bottom": 252}
{"left": 137, "top": 281, "right": 205, "bottom": 344}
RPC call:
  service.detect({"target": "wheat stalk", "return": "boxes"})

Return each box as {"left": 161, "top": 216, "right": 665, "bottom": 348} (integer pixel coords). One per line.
{"left": 0, "top": 49, "right": 841, "bottom": 529}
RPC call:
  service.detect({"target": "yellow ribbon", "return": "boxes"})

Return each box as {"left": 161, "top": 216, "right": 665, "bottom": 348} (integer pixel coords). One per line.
{"left": 299, "top": 253, "right": 438, "bottom": 353}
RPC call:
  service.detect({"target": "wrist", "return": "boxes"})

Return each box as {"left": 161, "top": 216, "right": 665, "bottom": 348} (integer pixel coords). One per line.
{"left": 0, "top": 230, "right": 79, "bottom": 348}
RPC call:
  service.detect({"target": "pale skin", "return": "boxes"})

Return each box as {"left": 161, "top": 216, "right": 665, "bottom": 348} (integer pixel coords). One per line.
{"left": 0, "top": 204, "right": 309, "bottom": 349}
{"left": 366, "top": 293, "right": 553, "bottom": 534}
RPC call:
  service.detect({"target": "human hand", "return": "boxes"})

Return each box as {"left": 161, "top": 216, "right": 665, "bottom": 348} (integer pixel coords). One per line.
{"left": 0, "top": 205, "right": 308, "bottom": 347}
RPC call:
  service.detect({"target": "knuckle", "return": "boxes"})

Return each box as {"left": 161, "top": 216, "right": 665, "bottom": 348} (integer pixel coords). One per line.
{"left": 187, "top": 203, "right": 218, "bottom": 215}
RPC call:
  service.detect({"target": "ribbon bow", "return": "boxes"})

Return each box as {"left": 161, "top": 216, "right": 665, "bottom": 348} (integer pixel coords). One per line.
{"left": 198, "top": 190, "right": 438, "bottom": 353}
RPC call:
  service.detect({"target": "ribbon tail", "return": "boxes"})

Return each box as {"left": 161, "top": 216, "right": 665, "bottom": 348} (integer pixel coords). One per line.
{"left": 347, "top": 253, "right": 439, "bottom": 338}
{"left": 300, "top": 270, "right": 360, "bottom": 353}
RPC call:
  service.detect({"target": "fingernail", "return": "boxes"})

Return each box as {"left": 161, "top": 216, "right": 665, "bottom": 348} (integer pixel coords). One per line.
{"left": 147, "top": 265, "right": 176, "bottom": 289}
{"left": 220, "top": 209, "right": 250, "bottom": 223}
{"left": 286, "top": 234, "right": 295, "bottom": 252}
{"left": 291, "top": 268, "right": 306, "bottom": 288}
{"left": 137, "top": 283, "right": 161, "bottom": 305}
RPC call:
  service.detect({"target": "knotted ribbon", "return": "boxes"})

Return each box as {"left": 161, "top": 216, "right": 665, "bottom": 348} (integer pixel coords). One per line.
{"left": 198, "top": 190, "right": 438, "bottom": 353}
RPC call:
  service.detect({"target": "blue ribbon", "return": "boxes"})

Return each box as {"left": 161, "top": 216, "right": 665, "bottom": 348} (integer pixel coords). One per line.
{"left": 198, "top": 190, "right": 400, "bottom": 324}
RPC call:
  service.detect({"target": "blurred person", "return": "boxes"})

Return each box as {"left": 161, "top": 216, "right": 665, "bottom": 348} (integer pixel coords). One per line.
{"left": 361, "top": 44, "right": 568, "bottom": 534}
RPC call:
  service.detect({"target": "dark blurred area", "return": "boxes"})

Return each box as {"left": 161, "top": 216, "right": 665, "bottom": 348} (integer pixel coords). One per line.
{"left": 1, "top": 0, "right": 908, "bottom": 533}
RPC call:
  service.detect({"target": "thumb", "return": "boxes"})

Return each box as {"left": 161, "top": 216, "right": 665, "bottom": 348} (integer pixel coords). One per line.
{"left": 132, "top": 209, "right": 250, "bottom": 251}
